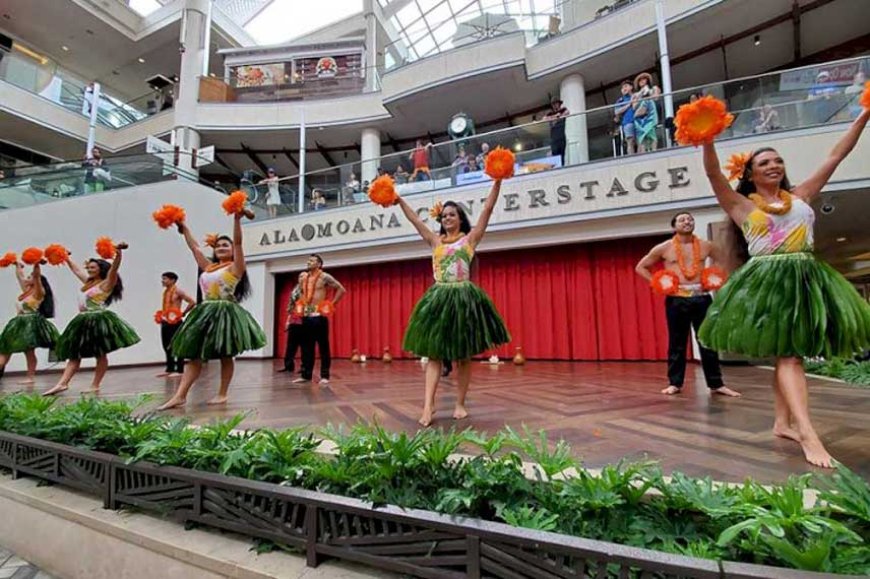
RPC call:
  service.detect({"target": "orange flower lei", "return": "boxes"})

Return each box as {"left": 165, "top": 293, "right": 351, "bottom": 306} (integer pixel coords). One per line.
{"left": 205, "top": 262, "right": 232, "bottom": 273}
{"left": 672, "top": 235, "right": 702, "bottom": 280}
{"left": 749, "top": 190, "right": 792, "bottom": 215}
{"left": 162, "top": 285, "right": 176, "bottom": 311}
{"left": 302, "top": 270, "right": 321, "bottom": 304}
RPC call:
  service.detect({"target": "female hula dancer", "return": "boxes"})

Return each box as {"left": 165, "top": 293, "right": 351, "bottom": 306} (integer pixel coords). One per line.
{"left": 396, "top": 180, "right": 511, "bottom": 426}
{"left": 697, "top": 104, "right": 870, "bottom": 468}
{"left": 0, "top": 261, "right": 60, "bottom": 384}
{"left": 44, "top": 243, "right": 140, "bottom": 395}
{"left": 158, "top": 212, "right": 266, "bottom": 410}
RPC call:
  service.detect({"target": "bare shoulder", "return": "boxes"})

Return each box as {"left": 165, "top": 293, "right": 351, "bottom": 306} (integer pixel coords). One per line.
{"left": 321, "top": 271, "right": 340, "bottom": 285}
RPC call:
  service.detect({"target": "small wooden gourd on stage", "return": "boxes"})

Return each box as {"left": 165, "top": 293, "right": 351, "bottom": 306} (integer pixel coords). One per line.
{"left": 382, "top": 347, "right": 393, "bottom": 363}
{"left": 513, "top": 347, "right": 526, "bottom": 365}
{"left": 350, "top": 349, "right": 361, "bottom": 363}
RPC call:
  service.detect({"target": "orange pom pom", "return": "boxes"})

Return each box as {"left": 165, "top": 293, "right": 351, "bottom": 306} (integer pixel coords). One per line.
{"left": 44, "top": 244, "right": 70, "bottom": 266}
{"left": 222, "top": 191, "right": 248, "bottom": 216}
{"left": 203, "top": 234, "right": 218, "bottom": 248}
{"left": 95, "top": 237, "right": 116, "bottom": 260}
{"left": 21, "top": 247, "right": 44, "bottom": 265}
{"left": 164, "top": 307, "right": 184, "bottom": 325}
{"left": 723, "top": 152, "right": 751, "bottom": 182}
{"left": 154, "top": 310, "right": 164, "bottom": 325}
{"left": 293, "top": 300, "right": 306, "bottom": 317}
{"left": 674, "top": 96, "right": 734, "bottom": 146}
{"left": 860, "top": 81, "right": 870, "bottom": 110}
{"left": 651, "top": 270, "right": 680, "bottom": 296}
{"left": 701, "top": 267, "right": 728, "bottom": 291}
{"left": 0, "top": 252, "right": 17, "bottom": 268}
{"left": 484, "top": 147, "right": 515, "bottom": 180}
{"left": 152, "top": 204, "right": 186, "bottom": 229}
{"left": 317, "top": 300, "right": 335, "bottom": 316}
{"left": 368, "top": 175, "right": 398, "bottom": 208}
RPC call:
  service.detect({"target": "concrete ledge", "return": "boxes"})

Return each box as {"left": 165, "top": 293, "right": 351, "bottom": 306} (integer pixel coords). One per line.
{"left": 0, "top": 474, "right": 393, "bottom": 579}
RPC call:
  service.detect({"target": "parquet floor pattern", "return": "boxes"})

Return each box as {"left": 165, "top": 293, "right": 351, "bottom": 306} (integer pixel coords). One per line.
{"left": 2, "top": 360, "right": 868, "bottom": 483}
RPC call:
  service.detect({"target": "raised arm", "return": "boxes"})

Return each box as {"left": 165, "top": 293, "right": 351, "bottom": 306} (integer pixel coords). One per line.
{"left": 323, "top": 273, "right": 346, "bottom": 305}
{"left": 702, "top": 142, "right": 754, "bottom": 225}
{"left": 102, "top": 244, "right": 125, "bottom": 294}
{"left": 66, "top": 257, "right": 89, "bottom": 283}
{"left": 635, "top": 242, "right": 666, "bottom": 282}
{"left": 467, "top": 179, "right": 502, "bottom": 248}
{"left": 793, "top": 108, "right": 870, "bottom": 204}
{"left": 397, "top": 197, "right": 439, "bottom": 247}
{"left": 177, "top": 221, "right": 211, "bottom": 271}
{"left": 231, "top": 213, "right": 245, "bottom": 279}
{"left": 30, "top": 263, "right": 44, "bottom": 298}
{"left": 14, "top": 261, "right": 27, "bottom": 290}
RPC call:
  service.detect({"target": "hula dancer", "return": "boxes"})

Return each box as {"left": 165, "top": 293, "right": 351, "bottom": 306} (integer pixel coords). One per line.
{"left": 373, "top": 148, "right": 513, "bottom": 426}
{"left": 155, "top": 272, "right": 194, "bottom": 378}
{"left": 635, "top": 212, "right": 741, "bottom": 397}
{"left": 678, "top": 94, "right": 870, "bottom": 467}
{"left": 158, "top": 200, "right": 266, "bottom": 410}
{"left": 279, "top": 273, "right": 304, "bottom": 374}
{"left": 0, "top": 259, "right": 60, "bottom": 384}
{"left": 44, "top": 240, "right": 140, "bottom": 395}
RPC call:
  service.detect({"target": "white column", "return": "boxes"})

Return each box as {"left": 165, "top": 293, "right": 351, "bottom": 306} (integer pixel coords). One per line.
{"left": 171, "top": 126, "right": 201, "bottom": 175}
{"left": 655, "top": 0, "right": 675, "bottom": 128}
{"left": 174, "top": 0, "right": 209, "bottom": 176}
{"left": 85, "top": 82, "right": 101, "bottom": 157}
{"left": 364, "top": 0, "right": 378, "bottom": 92}
{"left": 360, "top": 127, "right": 381, "bottom": 184}
{"left": 298, "top": 109, "right": 306, "bottom": 213}
{"left": 560, "top": 73, "right": 587, "bottom": 165}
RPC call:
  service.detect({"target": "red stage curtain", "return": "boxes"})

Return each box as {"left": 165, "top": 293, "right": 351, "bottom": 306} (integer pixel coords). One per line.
{"left": 274, "top": 236, "right": 670, "bottom": 361}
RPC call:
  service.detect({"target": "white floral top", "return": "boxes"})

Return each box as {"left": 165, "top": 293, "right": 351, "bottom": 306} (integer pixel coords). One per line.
{"left": 433, "top": 235, "right": 474, "bottom": 283}
{"left": 742, "top": 195, "right": 814, "bottom": 256}
{"left": 78, "top": 284, "right": 109, "bottom": 312}
{"left": 17, "top": 291, "right": 42, "bottom": 314}
{"left": 200, "top": 263, "right": 239, "bottom": 301}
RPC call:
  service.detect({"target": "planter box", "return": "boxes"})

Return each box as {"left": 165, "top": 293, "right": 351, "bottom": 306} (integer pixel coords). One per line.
{"left": 0, "top": 431, "right": 849, "bottom": 579}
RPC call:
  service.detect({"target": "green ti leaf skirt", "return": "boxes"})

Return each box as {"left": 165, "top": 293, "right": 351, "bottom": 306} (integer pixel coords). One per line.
{"left": 170, "top": 300, "right": 266, "bottom": 361}
{"left": 698, "top": 252, "right": 870, "bottom": 358}
{"left": 402, "top": 280, "right": 510, "bottom": 361}
{"left": 56, "top": 309, "right": 140, "bottom": 360}
{"left": 0, "top": 313, "right": 60, "bottom": 354}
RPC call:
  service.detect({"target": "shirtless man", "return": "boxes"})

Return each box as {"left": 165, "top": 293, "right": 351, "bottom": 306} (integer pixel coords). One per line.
{"left": 635, "top": 212, "right": 741, "bottom": 397}
{"left": 292, "top": 254, "right": 346, "bottom": 385}
{"left": 156, "top": 271, "right": 195, "bottom": 378}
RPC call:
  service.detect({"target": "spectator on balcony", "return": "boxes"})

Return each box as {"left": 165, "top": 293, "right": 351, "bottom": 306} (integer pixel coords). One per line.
{"left": 807, "top": 71, "right": 841, "bottom": 125}
{"left": 633, "top": 72, "right": 661, "bottom": 153}
{"left": 451, "top": 150, "right": 468, "bottom": 173}
{"left": 476, "top": 142, "right": 490, "bottom": 167}
{"left": 81, "top": 82, "right": 95, "bottom": 116}
{"left": 409, "top": 139, "right": 433, "bottom": 182}
{"left": 752, "top": 105, "right": 781, "bottom": 134}
{"left": 543, "top": 98, "right": 569, "bottom": 164}
{"left": 259, "top": 168, "right": 281, "bottom": 219}
{"left": 311, "top": 189, "right": 326, "bottom": 211}
{"left": 346, "top": 172, "right": 360, "bottom": 192}
{"left": 82, "top": 147, "right": 110, "bottom": 194}
{"left": 394, "top": 164, "right": 409, "bottom": 184}
{"left": 614, "top": 80, "right": 636, "bottom": 155}
{"left": 376, "top": 167, "right": 387, "bottom": 178}
{"left": 465, "top": 153, "right": 479, "bottom": 173}
{"left": 845, "top": 71, "right": 866, "bottom": 119}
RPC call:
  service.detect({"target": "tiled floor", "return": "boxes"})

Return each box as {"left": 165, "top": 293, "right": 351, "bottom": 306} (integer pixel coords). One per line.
{"left": 0, "top": 548, "right": 54, "bottom": 579}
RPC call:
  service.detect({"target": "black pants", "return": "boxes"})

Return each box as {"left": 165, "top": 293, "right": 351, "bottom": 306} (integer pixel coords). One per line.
{"left": 551, "top": 138, "right": 566, "bottom": 165}
{"left": 283, "top": 323, "right": 304, "bottom": 372}
{"left": 301, "top": 317, "right": 330, "bottom": 380}
{"left": 160, "top": 322, "right": 184, "bottom": 373}
{"left": 665, "top": 295, "right": 723, "bottom": 389}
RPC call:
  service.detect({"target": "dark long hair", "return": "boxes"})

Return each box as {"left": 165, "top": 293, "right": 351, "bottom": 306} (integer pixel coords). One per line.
{"left": 212, "top": 235, "right": 251, "bottom": 302}
{"left": 438, "top": 201, "right": 472, "bottom": 236}
{"left": 89, "top": 258, "right": 124, "bottom": 305}
{"left": 38, "top": 275, "right": 55, "bottom": 318}
{"left": 726, "top": 147, "right": 794, "bottom": 269}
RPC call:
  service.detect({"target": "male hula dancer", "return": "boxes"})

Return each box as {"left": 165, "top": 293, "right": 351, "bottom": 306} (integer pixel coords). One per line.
{"left": 635, "top": 212, "right": 741, "bottom": 397}
{"left": 292, "top": 254, "right": 345, "bottom": 385}
{"left": 156, "top": 272, "right": 195, "bottom": 377}
{"left": 279, "top": 273, "right": 304, "bottom": 373}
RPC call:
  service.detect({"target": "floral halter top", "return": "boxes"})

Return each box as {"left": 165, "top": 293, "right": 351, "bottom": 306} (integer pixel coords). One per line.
{"left": 17, "top": 290, "right": 42, "bottom": 315}
{"left": 433, "top": 235, "right": 474, "bottom": 283}
{"left": 742, "top": 195, "right": 814, "bottom": 257}
{"left": 78, "top": 283, "right": 110, "bottom": 312}
{"left": 200, "top": 263, "right": 239, "bottom": 301}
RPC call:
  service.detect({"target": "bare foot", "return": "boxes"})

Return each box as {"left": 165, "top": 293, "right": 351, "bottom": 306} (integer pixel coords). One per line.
{"left": 798, "top": 431, "right": 835, "bottom": 468}
{"left": 418, "top": 408, "right": 434, "bottom": 427}
{"left": 712, "top": 386, "right": 742, "bottom": 397}
{"left": 773, "top": 423, "right": 801, "bottom": 443}
{"left": 83, "top": 386, "right": 101, "bottom": 394}
{"left": 207, "top": 395, "right": 228, "bottom": 405}
{"left": 43, "top": 384, "right": 69, "bottom": 396}
{"left": 661, "top": 385, "right": 681, "bottom": 395}
{"left": 155, "top": 372, "right": 170, "bottom": 378}
{"left": 17, "top": 377, "right": 36, "bottom": 385}
{"left": 167, "top": 373, "right": 183, "bottom": 378}
{"left": 453, "top": 405, "right": 468, "bottom": 420}
{"left": 157, "top": 397, "right": 186, "bottom": 411}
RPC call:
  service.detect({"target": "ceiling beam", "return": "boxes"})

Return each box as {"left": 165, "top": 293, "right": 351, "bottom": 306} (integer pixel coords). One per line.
{"left": 240, "top": 142, "right": 269, "bottom": 175}
{"left": 792, "top": 0, "right": 802, "bottom": 62}
{"left": 282, "top": 147, "right": 299, "bottom": 170}
{"left": 385, "top": 132, "right": 401, "bottom": 152}
{"left": 314, "top": 141, "right": 338, "bottom": 166}
{"left": 213, "top": 153, "right": 235, "bottom": 174}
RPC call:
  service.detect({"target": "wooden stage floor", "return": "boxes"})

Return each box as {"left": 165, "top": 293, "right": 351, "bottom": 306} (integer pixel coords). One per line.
{"left": 2, "top": 360, "right": 868, "bottom": 484}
